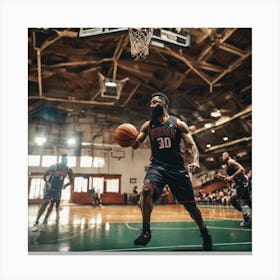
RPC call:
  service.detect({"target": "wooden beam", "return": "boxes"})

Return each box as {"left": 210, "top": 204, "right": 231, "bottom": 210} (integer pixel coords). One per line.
{"left": 218, "top": 42, "right": 245, "bottom": 56}
{"left": 192, "top": 105, "right": 252, "bottom": 135}
{"left": 90, "top": 89, "right": 102, "bottom": 101}
{"left": 210, "top": 50, "right": 252, "bottom": 85}
{"left": 204, "top": 136, "right": 252, "bottom": 152}
{"left": 107, "top": 35, "right": 129, "bottom": 78}
{"left": 37, "top": 50, "right": 43, "bottom": 97}
{"left": 197, "top": 28, "right": 237, "bottom": 62}
{"left": 28, "top": 96, "right": 115, "bottom": 106}
{"left": 198, "top": 62, "right": 225, "bottom": 73}
{"left": 44, "top": 58, "right": 113, "bottom": 68}
{"left": 198, "top": 44, "right": 213, "bottom": 62}
{"left": 195, "top": 28, "right": 212, "bottom": 44}
{"left": 81, "top": 66, "right": 101, "bottom": 74}
{"left": 121, "top": 83, "right": 141, "bottom": 107}
{"left": 160, "top": 46, "right": 212, "bottom": 85}
{"left": 165, "top": 69, "right": 191, "bottom": 94}
{"left": 240, "top": 84, "right": 252, "bottom": 93}
{"left": 117, "top": 63, "right": 154, "bottom": 80}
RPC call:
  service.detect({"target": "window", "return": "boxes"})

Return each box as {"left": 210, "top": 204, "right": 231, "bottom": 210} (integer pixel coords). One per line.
{"left": 42, "top": 155, "right": 57, "bottom": 167}
{"left": 61, "top": 178, "right": 71, "bottom": 200}
{"left": 58, "top": 155, "right": 77, "bottom": 167}
{"left": 29, "top": 178, "right": 45, "bottom": 199}
{"left": 106, "top": 178, "right": 119, "bottom": 193}
{"left": 74, "top": 177, "right": 88, "bottom": 192}
{"left": 28, "top": 155, "right": 41, "bottom": 166}
{"left": 80, "top": 156, "right": 92, "bottom": 167}
{"left": 80, "top": 156, "right": 105, "bottom": 168}
{"left": 89, "top": 177, "right": 104, "bottom": 193}
{"left": 93, "top": 157, "right": 105, "bottom": 168}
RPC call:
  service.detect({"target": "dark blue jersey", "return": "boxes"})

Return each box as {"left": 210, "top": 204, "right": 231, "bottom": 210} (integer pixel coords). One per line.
{"left": 149, "top": 116, "right": 184, "bottom": 168}
{"left": 44, "top": 163, "right": 74, "bottom": 190}
{"left": 226, "top": 163, "right": 247, "bottom": 185}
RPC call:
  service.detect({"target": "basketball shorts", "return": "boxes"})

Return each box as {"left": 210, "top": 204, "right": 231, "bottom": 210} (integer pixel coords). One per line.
{"left": 231, "top": 183, "right": 250, "bottom": 201}
{"left": 144, "top": 164, "right": 195, "bottom": 206}
{"left": 44, "top": 185, "right": 62, "bottom": 201}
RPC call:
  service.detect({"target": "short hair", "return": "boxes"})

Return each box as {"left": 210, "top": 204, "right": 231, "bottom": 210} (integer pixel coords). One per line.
{"left": 61, "top": 153, "right": 68, "bottom": 158}
{"left": 151, "top": 92, "right": 169, "bottom": 106}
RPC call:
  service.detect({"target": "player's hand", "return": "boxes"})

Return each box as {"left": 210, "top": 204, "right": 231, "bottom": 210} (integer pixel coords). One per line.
{"left": 131, "top": 140, "right": 139, "bottom": 149}
{"left": 188, "top": 163, "right": 200, "bottom": 174}
{"left": 225, "top": 176, "right": 233, "bottom": 182}
{"left": 47, "top": 182, "right": 52, "bottom": 189}
{"left": 215, "top": 173, "right": 226, "bottom": 180}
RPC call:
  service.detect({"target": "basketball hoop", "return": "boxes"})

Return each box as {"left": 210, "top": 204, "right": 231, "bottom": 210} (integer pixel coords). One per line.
{"left": 128, "top": 28, "right": 154, "bottom": 60}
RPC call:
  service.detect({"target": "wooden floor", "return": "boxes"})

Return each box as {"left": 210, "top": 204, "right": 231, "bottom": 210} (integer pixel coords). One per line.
{"left": 28, "top": 204, "right": 252, "bottom": 253}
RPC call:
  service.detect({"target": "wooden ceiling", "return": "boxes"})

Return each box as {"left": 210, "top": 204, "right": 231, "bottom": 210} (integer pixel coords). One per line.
{"left": 28, "top": 28, "right": 252, "bottom": 171}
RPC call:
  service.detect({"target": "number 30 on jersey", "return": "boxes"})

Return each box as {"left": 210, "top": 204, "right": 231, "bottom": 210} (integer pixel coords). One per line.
{"left": 157, "top": 137, "right": 171, "bottom": 149}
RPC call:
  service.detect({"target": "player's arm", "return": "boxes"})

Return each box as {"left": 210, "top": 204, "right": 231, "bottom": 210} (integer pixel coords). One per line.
{"left": 43, "top": 166, "right": 52, "bottom": 180}
{"left": 62, "top": 168, "right": 74, "bottom": 189}
{"left": 215, "top": 171, "right": 227, "bottom": 180}
{"left": 225, "top": 159, "right": 245, "bottom": 181}
{"left": 131, "top": 121, "right": 149, "bottom": 149}
{"left": 43, "top": 165, "right": 55, "bottom": 187}
{"left": 177, "top": 119, "right": 200, "bottom": 174}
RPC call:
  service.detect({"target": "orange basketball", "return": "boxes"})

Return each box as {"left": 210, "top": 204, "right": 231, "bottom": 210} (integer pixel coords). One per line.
{"left": 114, "top": 123, "right": 138, "bottom": 147}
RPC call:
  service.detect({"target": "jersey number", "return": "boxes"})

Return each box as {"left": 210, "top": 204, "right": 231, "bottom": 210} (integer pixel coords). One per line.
{"left": 157, "top": 137, "right": 171, "bottom": 149}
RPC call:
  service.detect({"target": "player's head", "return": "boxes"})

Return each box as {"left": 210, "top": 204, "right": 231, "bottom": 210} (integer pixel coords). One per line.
{"left": 222, "top": 152, "right": 230, "bottom": 162}
{"left": 151, "top": 92, "right": 169, "bottom": 107}
{"left": 61, "top": 153, "right": 68, "bottom": 166}
{"left": 150, "top": 92, "right": 169, "bottom": 119}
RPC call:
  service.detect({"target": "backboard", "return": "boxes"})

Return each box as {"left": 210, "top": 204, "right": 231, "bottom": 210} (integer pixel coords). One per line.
{"left": 77, "top": 28, "right": 191, "bottom": 48}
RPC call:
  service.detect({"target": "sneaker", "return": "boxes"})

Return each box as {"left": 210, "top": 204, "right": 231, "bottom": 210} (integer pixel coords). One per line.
{"left": 201, "top": 232, "right": 213, "bottom": 251}
{"left": 243, "top": 212, "right": 250, "bottom": 223}
{"left": 134, "top": 231, "right": 151, "bottom": 246}
{"left": 240, "top": 221, "right": 250, "bottom": 227}
{"left": 241, "top": 212, "right": 251, "bottom": 227}
{"left": 31, "top": 223, "right": 38, "bottom": 232}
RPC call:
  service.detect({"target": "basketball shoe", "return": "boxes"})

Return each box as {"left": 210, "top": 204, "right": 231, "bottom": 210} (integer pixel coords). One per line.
{"left": 240, "top": 212, "right": 251, "bottom": 227}
{"left": 134, "top": 230, "right": 151, "bottom": 246}
{"left": 31, "top": 223, "right": 39, "bottom": 232}
{"left": 200, "top": 228, "right": 213, "bottom": 251}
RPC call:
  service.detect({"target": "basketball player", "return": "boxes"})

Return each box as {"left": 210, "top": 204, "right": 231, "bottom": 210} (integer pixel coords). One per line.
{"left": 31, "top": 153, "right": 74, "bottom": 232}
{"left": 131, "top": 92, "right": 212, "bottom": 250}
{"left": 215, "top": 152, "right": 252, "bottom": 227}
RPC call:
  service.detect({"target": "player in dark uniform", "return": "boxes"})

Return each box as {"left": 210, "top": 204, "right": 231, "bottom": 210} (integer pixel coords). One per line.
{"left": 131, "top": 92, "right": 212, "bottom": 250}
{"left": 216, "top": 152, "right": 252, "bottom": 227}
{"left": 31, "top": 153, "right": 74, "bottom": 232}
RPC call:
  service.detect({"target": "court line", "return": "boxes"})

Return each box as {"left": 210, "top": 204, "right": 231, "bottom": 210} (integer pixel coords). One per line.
{"left": 29, "top": 219, "right": 250, "bottom": 245}
{"left": 30, "top": 224, "right": 96, "bottom": 243}
{"left": 95, "top": 241, "right": 252, "bottom": 252}
{"left": 124, "top": 222, "right": 252, "bottom": 232}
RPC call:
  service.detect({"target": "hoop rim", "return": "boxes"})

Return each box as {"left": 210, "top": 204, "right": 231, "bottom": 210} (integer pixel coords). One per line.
{"left": 128, "top": 28, "right": 154, "bottom": 33}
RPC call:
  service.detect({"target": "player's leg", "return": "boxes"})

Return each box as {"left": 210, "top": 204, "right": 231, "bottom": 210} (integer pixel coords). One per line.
{"left": 134, "top": 167, "right": 165, "bottom": 246}
{"left": 31, "top": 198, "right": 50, "bottom": 231}
{"left": 53, "top": 190, "right": 62, "bottom": 218}
{"left": 243, "top": 187, "right": 252, "bottom": 209}
{"left": 133, "top": 181, "right": 155, "bottom": 246}
{"left": 183, "top": 202, "right": 212, "bottom": 250}
{"left": 241, "top": 186, "right": 252, "bottom": 226}
{"left": 230, "top": 186, "right": 250, "bottom": 227}
{"left": 55, "top": 199, "right": 61, "bottom": 219}
{"left": 169, "top": 169, "right": 212, "bottom": 250}
{"left": 43, "top": 199, "right": 54, "bottom": 223}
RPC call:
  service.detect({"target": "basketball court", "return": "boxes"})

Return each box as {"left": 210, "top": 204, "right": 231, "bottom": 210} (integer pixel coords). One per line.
{"left": 28, "top": 204, "right": 252, "bottom": 253}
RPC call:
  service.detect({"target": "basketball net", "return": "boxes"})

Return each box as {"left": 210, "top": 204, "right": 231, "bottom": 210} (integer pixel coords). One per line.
{"left": 128, "top": 28, "right": 154, "bottom": 60}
